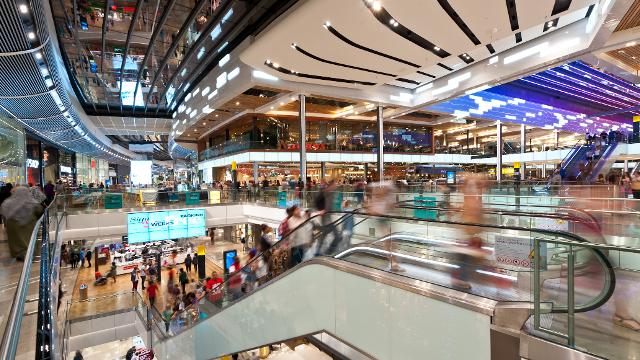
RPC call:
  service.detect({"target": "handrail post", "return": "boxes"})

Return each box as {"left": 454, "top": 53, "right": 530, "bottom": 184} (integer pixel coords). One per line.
{"left": 567, "top": 244, "right": 575, "bottom": 347}
{"left": 533, "top": 238, "right": 541, "bottom": 330}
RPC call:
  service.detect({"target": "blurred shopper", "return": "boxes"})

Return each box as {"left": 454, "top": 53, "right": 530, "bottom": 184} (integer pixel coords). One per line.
{"left": 0, "top": 187, "right": 44, "bottom": 261}
{"left": 179, "top": 268, "right": 188, "bottom": 294}
{"left": 228, "top": 256, "right": 243, "bottom": 300}
{"left": 139, "top": 264, "right": 147, "bottom": 290}
{"left": 162, "top": 304, "right": 173, "bottom": 332}
{"left": 632, "top": 172, "right": 640, "bottom": 199}
{"left": 29, "top": 183, "right": 46, "bottom": 205}
{"left": 287, "top": 205, "right": 308, "bottom": 266}
{"left": 131, "top": 267, "right": 139, "bottom": 292}
{"left": 0, "top": 183, "right": 13, "bottom": 224}
{"left": 366, "top": 181, "right": 401, "bottom": 271}
{"left": 79, "top": 248, "right": 85, "bottom": 268}
{"left": 85, "top": 248, "right": 92, "bottom": 268}
{"left": 146, "top": 280, "right": 158, "bottom": 308}
{"left": 44, "top": 180, "right": 55, "bottom": 205}
{"left": 258, "top": 224, "right": 275, "bottom": 253}
{"left": 55, "top": 180, "right": 65, "bottom": 209}
{"left": 73, "top": 350, "right": 84, "bottom": 360}
{"left": 110, "top": 261, "right": 117, "bottom": 283}
{"left": 452, "top": 174, "right": 491, "bottom": 289}
{"left": 185, "top": 253, "right": 192, "bottom": 273}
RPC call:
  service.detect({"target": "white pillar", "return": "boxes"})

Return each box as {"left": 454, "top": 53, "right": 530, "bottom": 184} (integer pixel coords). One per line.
{"left": 624, "top": 160, "right": 629, "bottom": 174}
{"left": 520, "top": 124, "right": 526, "bottom": 180}
{"left": 252, "top": 162, "right": 258, "bottom": 183}
{"left": 376, "top": 105, "right": 384, "bottom": 182}
{"left": 496, "top": 121, "right": 503, "bottom": 182}
{"left": 299, "top": 94, "right": 307, "bottom": 186}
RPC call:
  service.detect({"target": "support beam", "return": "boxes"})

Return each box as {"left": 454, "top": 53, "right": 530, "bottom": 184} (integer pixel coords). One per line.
{"left": 624, "top": 160, "right": 629, "bottom": 174}
{"left": 299, "top": 94, "right": 307, "bottom": 188}
{"left": 520, "top": 124, "right": 526, "bottom": 180}
{"left": 320, "top": 162, "right": 326, "bottom": 181}
{"left": 496, "top": 121, "right": 502, "bottom": 183}
{"left": 376, "top": 105, "right": 384, "bottom": 182}
{"left": 253, "top": 162, "right": 258, "bottom": 183}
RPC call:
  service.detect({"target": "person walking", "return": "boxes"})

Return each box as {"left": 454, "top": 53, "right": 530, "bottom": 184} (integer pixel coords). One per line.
{"left": 79, "top": 248, "right": 85, "bottom": 268}
{"left": 110, "top": 261, "right": 117, "bottom": 283}
{"left": 146, "top": 280, "right": 158, "bottom": 308}
{"left": 0, "top": 187, "right": 44, "bottom": 261}
{"left": 85, "top": 248, "right": 92, "bottom": 268}
{"left": 184, "top": 253, "right": 192, "bottom": 273}
{"left": 130, "top": 267, "right": 139, "bottom": 292}
{"left": 139, "top": 264, "right": 147, "bottom": 290}
{"left": 178, "top": 268, "right": 188, "bottom": 294}
{"left": 192, "top": 253, "right": 198, "bottom": 273}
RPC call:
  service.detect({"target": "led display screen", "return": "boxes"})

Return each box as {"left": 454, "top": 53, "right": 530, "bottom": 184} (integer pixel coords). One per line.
{"left": 130, "top": 160, "right": 152, "bottom": 185}
{"left": 127, "top": 209, "right": 206, "bottom": 243}
{"left": 120, "top": 81, "right": 144, "bottom": 106}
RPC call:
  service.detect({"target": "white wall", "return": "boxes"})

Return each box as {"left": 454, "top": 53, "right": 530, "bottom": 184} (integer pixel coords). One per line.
{"left": 154, "top": 264, "right": 491, "bottom": 360}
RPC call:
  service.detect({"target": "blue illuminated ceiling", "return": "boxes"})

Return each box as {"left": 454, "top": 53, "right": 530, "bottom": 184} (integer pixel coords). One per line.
{"left": 428, "top": 61, "right": 638, "bottom": 134}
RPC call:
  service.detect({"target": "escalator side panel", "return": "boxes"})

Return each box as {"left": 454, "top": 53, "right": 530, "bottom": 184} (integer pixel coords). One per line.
{"left": 155, "top": 263, "right": 492, "bottom": 360}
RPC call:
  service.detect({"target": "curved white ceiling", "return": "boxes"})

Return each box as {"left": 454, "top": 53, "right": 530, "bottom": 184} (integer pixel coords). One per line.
{"left": 241, "top": 0, "right": 597, "bottom": 90}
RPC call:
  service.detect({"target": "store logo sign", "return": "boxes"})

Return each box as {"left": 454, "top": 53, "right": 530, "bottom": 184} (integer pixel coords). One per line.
{"left": 26, "top": 159, "right": 39, "bottom": 168}
{"left": 60, "top": 166, "right": 72, "bottom": 173}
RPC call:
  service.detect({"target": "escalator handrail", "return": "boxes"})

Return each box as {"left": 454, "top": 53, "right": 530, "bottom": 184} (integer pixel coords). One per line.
{"left": 586, "top": 142, "right": 618, "bottom": 183}
{"left": 152, "top": 210, "right": 615, "bottom": 339}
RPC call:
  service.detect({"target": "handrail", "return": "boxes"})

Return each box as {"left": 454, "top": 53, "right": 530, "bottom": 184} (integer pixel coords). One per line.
{"left": 0, "top": 205, "right": 49, "bottom": 359}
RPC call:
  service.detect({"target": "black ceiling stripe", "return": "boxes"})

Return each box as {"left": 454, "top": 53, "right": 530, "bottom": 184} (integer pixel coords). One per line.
{"left": 458, "top": 53, "right": 474, "bottom": 64}
{"left": 324, "top": 24, "right": 421, "bottom": 68}
{"left": 438, "top": 63, "right": 453, "bottom": 71}
{"left": 362, "top": 1, "right": 450, "bottom": 58}
{"left": 292, "top": 44, "right": 397, "bottom": 77}
{"left": 437, "top": 0, "right": 481, "bottom": 45}
{"left": 515, "top": 32, "right": 522, "bottom": 43}
{"left": 585, "top": 4, "right": 595, "bottom": 18}
{"left": 551, "top": 0, "right": 572, "bottom": 16}
{"left": 506, "top": 0, "right": 519, "bottom": 31}
{"left": 264, "top": 61, "right": 376, "bottom": 86}
{"left": 417, "top": 71, "right": 436, "bottom": 78}
{"left": 486, "top": 44, "right": 496, "bottom": 54}
{"left": 396, "top": 78, "right": 421, "bottom": 85}
{"left": 543, "top": 18, "right": 559, "bottom": 32}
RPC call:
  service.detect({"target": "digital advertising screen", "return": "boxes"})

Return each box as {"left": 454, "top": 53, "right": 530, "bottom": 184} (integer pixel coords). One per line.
{"left": 120, "top": 80, "right": 144, "bottom": 106}
{"left": 130, "top": 160, "right": 152, "bottom": 185}
{"left": 127, "top": 209, "right": 206, "bottom": 244}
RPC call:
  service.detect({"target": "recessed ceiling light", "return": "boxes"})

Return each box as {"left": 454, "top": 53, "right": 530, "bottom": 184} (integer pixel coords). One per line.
{"left": 215, "top": 114, "right": 219, "bottom": 117}
{"left": 235, "top": 101, "right": 240, "bottom": 105}
{"left": 371, "top": 1, "right": 382, "bottom": 11}
{"left": 324, "top": 21, "right": 331, "bottom": 28}
{"left": 202, "top": 122, "right": 206, "bottom": 125}
{"left": 434, "top": 46, "right": 440, "bottom": 51}
{"left": 28, "top": 32, "right": 35, "bottom": 40}
{"left": 35, "top": 52, "right": 42, "bottom": 59}
{"left": 280, "top": 102, "right": 284, "bottom": 106}
{"left": 19, "top": 4, "right": 28, "bottom": 13}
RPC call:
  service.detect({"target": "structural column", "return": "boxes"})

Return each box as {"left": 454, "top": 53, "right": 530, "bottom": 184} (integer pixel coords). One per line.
{"left": 624, "top": 160, "right": 629, "bottom": 174}
{"left": 252, "top": 162, "right": 259, "bottom": 183}
{"left": 299, "top": 94, "right": 307, "bottom": 187}
{"left": 320, "top": 162, "right": 326, "bottom": 180}
{"left": 376, "top": 105, "right": 384, "bottom": 182}
{"left": 554, "top": 130, "right": 560, "bottom": 148}
{"left": 496, "top": 121, "right": 503, "bottom": 183}
{"left": 520, "top": 124, "right": 526, "bottom": 180}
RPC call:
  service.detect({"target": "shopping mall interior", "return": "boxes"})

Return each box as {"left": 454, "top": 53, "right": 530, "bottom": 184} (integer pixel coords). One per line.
{"left": 3, "top": 0, "right": 640, "bottom": 359}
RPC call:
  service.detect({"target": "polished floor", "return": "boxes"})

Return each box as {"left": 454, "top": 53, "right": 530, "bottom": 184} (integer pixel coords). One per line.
{"left": 67, "top": 250, "right": 223, "bottom": 320}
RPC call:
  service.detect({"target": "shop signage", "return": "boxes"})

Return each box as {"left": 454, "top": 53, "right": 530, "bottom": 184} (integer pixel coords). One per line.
{"left": 60, "top": 165, "right": 72, "bottom": 173}
{"left": 414, "top": 195, "right": 437, "bottom": 220}
{"left": 26, "top": 159, "right": 39, "bottom": 168}
{"left": 185, "top": 191, "right": 201, "bottom": 205}
{"left": 208, "top": 190, "right": 221, "bottom": 204}
{"left": 104, "top": 193, "right": 123, "bottom": 209}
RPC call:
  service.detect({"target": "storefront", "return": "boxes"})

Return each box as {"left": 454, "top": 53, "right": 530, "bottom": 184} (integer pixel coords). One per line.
{"left": 76, "top": 154, "right": 109, "bottom": 185}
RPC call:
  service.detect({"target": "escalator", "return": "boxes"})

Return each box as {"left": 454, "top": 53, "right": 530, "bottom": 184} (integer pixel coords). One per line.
{"left": 558, "top": 140, "right": 593, "bottom": 181}
{"left": 585, "top": 141, "right": 618, "bottom": 183}
{"left": 144, "top": 211, "right": 615, "bottom": 360}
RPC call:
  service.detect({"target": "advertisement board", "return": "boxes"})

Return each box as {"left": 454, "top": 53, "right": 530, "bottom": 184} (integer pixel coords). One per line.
{"left": 127, "top": 209, "right": 206, "bottom": 243}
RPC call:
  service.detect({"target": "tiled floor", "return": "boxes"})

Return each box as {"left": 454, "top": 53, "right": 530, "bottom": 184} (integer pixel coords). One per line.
{"left": 67, "top": 336, "right": 147, "bottom": 359}
{"left": 239, "top": 343, "right": 331, "bottom": 360}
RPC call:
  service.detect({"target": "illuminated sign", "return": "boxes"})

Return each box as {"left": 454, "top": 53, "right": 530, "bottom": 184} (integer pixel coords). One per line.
{"left": 127, "top": 209, "right": 206, "bottom": 243}
{"left": 60, "top": 166, "right": 72, "bottom": 173}
{"left": 26, "top": 159, "right": 39, "bottom": 168}
{"left": 120, "top": 81, "right": 144, "bottom": 106}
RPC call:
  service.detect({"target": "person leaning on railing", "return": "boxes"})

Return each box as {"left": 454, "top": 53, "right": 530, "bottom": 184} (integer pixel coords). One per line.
{"left": 0, "top": 186, "right": 44, "bottom": 261}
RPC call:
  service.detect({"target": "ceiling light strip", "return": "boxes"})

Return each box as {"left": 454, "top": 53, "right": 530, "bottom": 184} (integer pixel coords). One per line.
{"left": 264, "top": 60, "right": 376, "bottom": 86}
{"left": 117, "top": 0, "right": 144, "bottom": 113}
{"left": 291, "top": 43, "right": 397, "bottom": 77}
{"left": 362, "top": 1, "right": 450, "bottom": 58}
{"left": 436, "top": 0, "right": 481, "bottom": 45}
{"left": 324, "top": 23, "right": 421, "bottom": 68}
